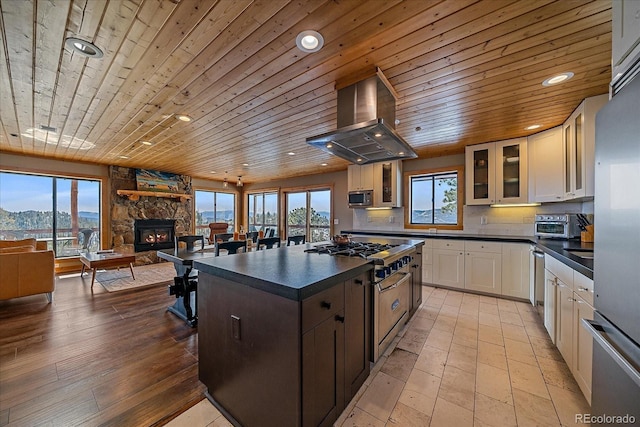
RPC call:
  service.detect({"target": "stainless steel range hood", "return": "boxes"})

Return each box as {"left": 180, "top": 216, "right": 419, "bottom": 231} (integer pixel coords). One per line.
{"left": 306, "top": 70, "right": 417, "bottom": 164}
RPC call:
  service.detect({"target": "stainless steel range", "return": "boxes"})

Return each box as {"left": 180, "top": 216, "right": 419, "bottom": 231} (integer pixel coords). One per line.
{"left": 305, "top": 240, "right": 416, "bottom": 361}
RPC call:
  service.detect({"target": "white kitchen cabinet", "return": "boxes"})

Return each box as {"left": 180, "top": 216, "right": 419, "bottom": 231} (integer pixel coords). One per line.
{"left": 527, "top": 126, "right": 564, "bottom": 203}
{"left": 465, "top": 138, "right": 527, "bottom": 205}
{"left": 572, "top": 293, "right": 594, "bottom": 405}
{"left": 432, "top": 240, "right": 465, "bottom": 289}
{"left": 347, "top": 164, "right": 374, "bottom": 191}
{"left": 501, "top": 243, "right": 531, "bottom": 299}
{"left": 422, "top": 239, "right": 433, "bottom": 284}
{"left": 562, "top": 95, "right": 608, "bottom": 200}
{"left": 612, "top": 0, "right": 640, "bottom": 85}
{"left": 373, "top": 160, "right": 402, "bottom": 207}
{"left": 556, "top": 279, "right": 574, "bottom": 364}
{"left": 464, "top": 241, "right": 502, "bottom": 294}
{"left": 544, "top": 266, "right": 558, "bottom": 344}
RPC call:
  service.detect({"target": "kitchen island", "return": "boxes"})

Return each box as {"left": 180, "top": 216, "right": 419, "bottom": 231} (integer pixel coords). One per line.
{"left": 193, "top": 237, "right": 422, "bottom": 427}
{"left": 195, "top": 243, "right": 368, "bottom": 427}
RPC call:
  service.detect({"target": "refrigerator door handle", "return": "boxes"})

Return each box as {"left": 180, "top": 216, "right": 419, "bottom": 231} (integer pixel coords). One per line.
{"left": 582, "top": 318, "right": 640, "bottom": 388}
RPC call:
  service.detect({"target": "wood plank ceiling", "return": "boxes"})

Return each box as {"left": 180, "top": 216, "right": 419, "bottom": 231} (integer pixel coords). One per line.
{"left": 0, "top": 0, "right": 612, "bottom": 184}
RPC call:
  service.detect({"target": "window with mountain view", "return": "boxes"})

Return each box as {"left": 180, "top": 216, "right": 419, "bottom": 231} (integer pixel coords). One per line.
{"left": 247, "top": 191, "right": 278, "bottom": 234}
{"left": 285, "top": 188, "right": 331, "bottom": 243}
{"left": 194, "top": 190, "right": 236, "bottom": 237}
{"left": 0, "top": 171, "right": 101, "bottom": 257}
{"left": 407, "top": 167, "right": 463, "bottom": 229}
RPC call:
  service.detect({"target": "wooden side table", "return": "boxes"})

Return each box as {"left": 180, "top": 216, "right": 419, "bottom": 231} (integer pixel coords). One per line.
{"left": 80, "top": 252, "right": 136, "bottom": 289}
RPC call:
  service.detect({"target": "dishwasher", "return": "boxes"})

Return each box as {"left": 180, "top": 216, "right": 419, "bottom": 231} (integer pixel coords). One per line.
{"left": 531, "top": 247, "right": 545, "bottom": 318}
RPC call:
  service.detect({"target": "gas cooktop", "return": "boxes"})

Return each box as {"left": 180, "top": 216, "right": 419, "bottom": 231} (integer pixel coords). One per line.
{"left": 304, "top": 241, "right": 399, "bottom": 258}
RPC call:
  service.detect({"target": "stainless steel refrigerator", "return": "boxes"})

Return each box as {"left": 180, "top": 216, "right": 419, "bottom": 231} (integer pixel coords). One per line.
{"left": 584, "top": 73, "right": 640, "bottom": 425}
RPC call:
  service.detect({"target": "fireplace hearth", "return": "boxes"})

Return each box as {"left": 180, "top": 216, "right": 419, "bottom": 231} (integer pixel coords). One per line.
{"left": 134, "top": 219, "right": 176, "bottom": 252}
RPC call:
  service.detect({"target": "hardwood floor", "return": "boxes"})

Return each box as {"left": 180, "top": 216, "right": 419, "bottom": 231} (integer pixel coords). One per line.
{"left": 0, "top": 272, "right": 204, "bottom": 426}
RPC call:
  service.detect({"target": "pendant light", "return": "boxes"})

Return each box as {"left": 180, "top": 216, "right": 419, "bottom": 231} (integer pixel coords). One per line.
{"left": 237, "top": 176, "right": 243, "bottom": 187}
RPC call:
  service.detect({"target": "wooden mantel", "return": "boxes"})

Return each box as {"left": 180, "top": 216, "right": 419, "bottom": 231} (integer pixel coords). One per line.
{"left": 116, "top": 189, "right": 192, "bottom": 203}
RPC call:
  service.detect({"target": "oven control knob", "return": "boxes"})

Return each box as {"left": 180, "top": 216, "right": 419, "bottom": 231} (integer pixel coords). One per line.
{"left": 375, "top": 269, "right": 386, "bottom": 279}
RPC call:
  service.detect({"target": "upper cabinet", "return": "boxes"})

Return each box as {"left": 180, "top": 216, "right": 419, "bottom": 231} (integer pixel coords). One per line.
{"left": 373, "top": 160, "right": 402, "bottom": 208}
{"left": 347, "top": 164, "right": 374, "bottom": 191}
{"left": 347, "top": 160, "right": 402, "bottom": 207}
{"left": 465, "top": 138, "right": 527, "bottom": 205}
{"left": 611, "top": 0, "right": 640, "bottom": 89}
{"left": 562, "top": 95, "right": 608, "bottom": 200}
{"left": 528, "top": 126, "right": 564, "bottom": 203}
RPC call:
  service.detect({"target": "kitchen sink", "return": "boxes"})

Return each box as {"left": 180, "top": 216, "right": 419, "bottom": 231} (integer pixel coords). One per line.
{"left": 566, "top": 249, "right": 594, "bottom": 259}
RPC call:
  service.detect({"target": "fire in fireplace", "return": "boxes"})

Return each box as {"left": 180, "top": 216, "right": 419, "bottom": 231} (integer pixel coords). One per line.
{"left": 134, "top": 219, "right": 176, "bottom": 252}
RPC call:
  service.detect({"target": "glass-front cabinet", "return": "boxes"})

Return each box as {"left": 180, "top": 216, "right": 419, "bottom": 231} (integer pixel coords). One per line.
{"left": 465, "top": 138, "right": 527, "bottom": 205}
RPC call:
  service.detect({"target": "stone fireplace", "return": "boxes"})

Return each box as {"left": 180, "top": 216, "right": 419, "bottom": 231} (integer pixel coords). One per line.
{"left": 110, "top": 166, "right": 192, "bottom": 264}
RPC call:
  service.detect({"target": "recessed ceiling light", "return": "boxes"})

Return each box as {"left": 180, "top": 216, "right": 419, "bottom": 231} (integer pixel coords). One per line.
{"left": 525, "top": 124, "right": 542, "bottom": 130}
{"left": 119, "top": 155, "right": 129, "bottom": 159}
{"left": 140, "top": 141, "right": 152, "bottom": 145}
{"left": 296, "top": 30, "right": 324, "bottom": 53}
{"left": 398, "top": 151, "right": 405, "bottom": 155}
{"left": 326, "top": 143, "right": 333, "bottom": 148}
{"left": 321, "top": 163, "right": 328, "bottom": 166}
{"left": 356, "top": 158, "right": 362, "bottom": 162}
{"left": 242, "top": 163, "right": 249, "bottom": 167}
{"left": 374, "top": 132, "right": 382, "bottom": 138}
{"left": 65, "top": 37, "right": 103, "bottom": 58}
{"left": 287, "top": 152, "right": 295, "bottom": 155}
{"left": 176, "top": 114, "right": 192, "bottom": 122}
{"left": 542, "top": 72, "right": 574, "bottom": 86}
{"left": 210, "top": 171, "right": 216, "bottom": 174}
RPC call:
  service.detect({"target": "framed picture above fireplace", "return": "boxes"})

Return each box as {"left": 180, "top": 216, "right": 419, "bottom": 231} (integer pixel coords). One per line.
{"left": 135, "top": 169, "right": 180, "bottom": 193}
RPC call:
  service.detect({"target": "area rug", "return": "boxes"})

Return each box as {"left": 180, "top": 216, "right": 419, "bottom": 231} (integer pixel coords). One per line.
{"left": 95, "top": 262, "right": 176, "bottom": 292}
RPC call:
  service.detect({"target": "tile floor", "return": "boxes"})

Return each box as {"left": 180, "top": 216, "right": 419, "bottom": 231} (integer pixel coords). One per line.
{"left": 167, "top": 286, "right": 590, "bottom": 426}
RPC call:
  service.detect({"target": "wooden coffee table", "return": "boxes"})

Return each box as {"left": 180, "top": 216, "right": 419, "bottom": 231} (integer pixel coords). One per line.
{"left": 80, "top": 252, "right": 136, "bottom": 289}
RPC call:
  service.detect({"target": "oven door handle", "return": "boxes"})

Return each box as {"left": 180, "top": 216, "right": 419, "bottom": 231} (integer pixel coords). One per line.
{"left": 377, "top": 272, "right": 411, "bottom": 293}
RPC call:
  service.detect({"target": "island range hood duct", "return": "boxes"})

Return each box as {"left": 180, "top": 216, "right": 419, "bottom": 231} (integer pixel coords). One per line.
{"left": 306, "top": 70, "right": 417, "bottom": 164}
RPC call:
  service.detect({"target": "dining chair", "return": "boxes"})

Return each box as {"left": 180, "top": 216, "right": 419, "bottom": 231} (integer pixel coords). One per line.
{"left": 214, "top": 233, "right": 234, "bottom": 243}
{"left": 175, "top": 235, "right": 205, "bottom": 251}
{"left": 287, "top": 235, "right": 306, "bottom": 246}
{"left": 245, "top": 231, "right": 259, "bottom": 243}
{"left": 215, "top": 240, "right": 247, "bottom": 256}
{"left": 256, "top": 236, "right": 281, "bottom": 250}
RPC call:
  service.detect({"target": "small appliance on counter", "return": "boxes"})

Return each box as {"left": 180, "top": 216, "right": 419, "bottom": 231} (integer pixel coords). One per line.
{"left": 534, "top": 213, "right": 581, "bottom": 239}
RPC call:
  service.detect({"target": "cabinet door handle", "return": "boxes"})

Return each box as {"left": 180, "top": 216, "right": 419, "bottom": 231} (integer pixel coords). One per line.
{"left": 335, "top": 315, "right": 345, "bottom": 323}
{"left": 321, "top": 301, "right": 332, "bottom": 310}
{"left": 568, "top": 297, "right": 576, "bottom": 302}
{"left": 577, "top": 286, "right": 589, "bottom": 292}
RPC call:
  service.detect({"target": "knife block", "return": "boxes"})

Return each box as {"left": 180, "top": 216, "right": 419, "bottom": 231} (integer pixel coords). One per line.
{"left": 581, "top": 225, "right": 594, "bottom": 242}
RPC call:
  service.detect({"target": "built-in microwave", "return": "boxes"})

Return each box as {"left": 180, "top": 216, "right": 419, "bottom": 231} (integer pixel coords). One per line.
{"left": 534, "top": 214, "right": 580, "bottom": 239}
{"left": 348, "top": 190, "right": 373, "bottom": 208}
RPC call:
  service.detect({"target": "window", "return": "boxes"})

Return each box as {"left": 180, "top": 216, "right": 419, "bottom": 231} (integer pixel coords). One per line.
{"left": 405, "top": 167, "right": 463, "bottom": 229}
{"left": 0, "top": 171, "right": 101, "bottom": 257}
{"left": 285, "top": 188, "right": 331, "bottom": 243}
{"left": 247, "top": 191, "right": 278, "bottom": 233}
{"left": 194, "top": 190, "right": 236, "bottom": 238}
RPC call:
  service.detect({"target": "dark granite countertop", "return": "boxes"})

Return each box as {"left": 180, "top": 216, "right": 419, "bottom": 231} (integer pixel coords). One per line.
{"left": 193, "top": 237, "right": 424, "bottom": 301}
{"left": 534, "top": 238, "right": 593, "bottom": 279}
{"left": 194, "top": 244, "right": 372, "bottom": 301}
{"left": 342, "top": 229, "right": 533, "bottom": 244}
{"left": 341, "top": 229, "right": 594, "bottom": 279}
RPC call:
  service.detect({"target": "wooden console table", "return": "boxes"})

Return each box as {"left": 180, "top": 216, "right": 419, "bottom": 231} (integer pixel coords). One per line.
{"left": 80, "top": 252, "right": 136, "bottom": 289}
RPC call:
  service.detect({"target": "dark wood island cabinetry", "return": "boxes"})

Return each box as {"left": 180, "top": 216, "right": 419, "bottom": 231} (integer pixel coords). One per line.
{"left": 194, "top": 244, "right": 373, "bottom": 427}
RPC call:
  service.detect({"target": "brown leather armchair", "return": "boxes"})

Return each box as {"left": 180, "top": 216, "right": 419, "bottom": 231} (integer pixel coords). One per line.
{"left": 0, "top": 239, "right": 55, "bottom": 302}
{"left": 207, "top": 222, "right": 230, "bottom": 244}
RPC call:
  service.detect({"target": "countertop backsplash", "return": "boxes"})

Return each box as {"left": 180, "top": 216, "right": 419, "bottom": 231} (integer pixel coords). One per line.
{"left": 352, "top": 201, "right": 589, "bottom": 237}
